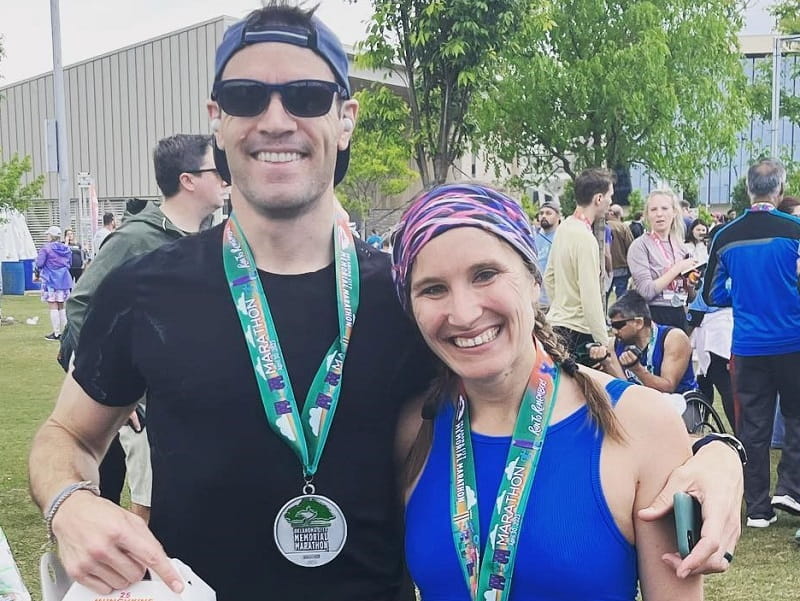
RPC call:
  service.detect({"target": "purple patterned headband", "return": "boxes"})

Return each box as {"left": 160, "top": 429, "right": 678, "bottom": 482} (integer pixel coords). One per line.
{"left": 391, "top": 183, "right": 540, "bottom": 311}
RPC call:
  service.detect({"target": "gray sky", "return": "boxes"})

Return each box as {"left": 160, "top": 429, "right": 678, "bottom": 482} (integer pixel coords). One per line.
{"left": 0, "top": 0, "right": 779, "bottom": 87}
{"left": 0, "top": 0, "right": 374, "bottom": 85}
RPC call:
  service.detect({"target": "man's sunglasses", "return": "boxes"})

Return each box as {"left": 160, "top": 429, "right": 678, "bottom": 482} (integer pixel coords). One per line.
{"left": 186, "top": 168, "right": 219, "bottom": 177}
{"left": 610, "top": 318, "right": 637, "bottom": 330}
{"left": 212, "top": 79, "right": 348, "bottom": 118}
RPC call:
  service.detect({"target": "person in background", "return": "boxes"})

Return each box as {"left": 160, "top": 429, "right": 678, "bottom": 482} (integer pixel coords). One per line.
{"left": 606, "top": 204, "right": 634, "bottom": 302}
{"left": 686, "top": 290, "right": 735, "bottom": 432}
{"left": 704, "top": 158, "right": 800, "bottom": 528}
{"left": 685, "top": 219, "right": 709, "bottom": 264}
{"left": 92, "top": 212, "right": 116, "bottom": 257}
{"left": 36, "top": 226, "right": 74, "bottom": 341}
{"left": 366, "top": 229, "right": 383, "bottom": 249}
{"left": 771, "top": 195, "right": 800, "bottom": 451}
{"left": 545, "top": 168, "right": 613, "bottom": 363}
{"left": 591, "top": 291, "right": 697, "bottom": 395}
{"left": 63, "top": 229, "right": 87, "bottom": 283}
{"left": 628, "top": 211, "right": 645, "bottom": 239}
{"left": 535, "top": 200, "right": 561, "bottom": 311}
{"left": 394, "top": 184, "right": 702, "bottom": 601}
{"left": 679, "top": 199, "right": 694, "bottom": 232}
{"left": 627, "top": 189, "right": 697, "bottom": 331}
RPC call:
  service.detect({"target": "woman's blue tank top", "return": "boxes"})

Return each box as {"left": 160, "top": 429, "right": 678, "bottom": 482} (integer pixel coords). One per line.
{"left": 406, "top": 379, "right": 638, "bottom": 601}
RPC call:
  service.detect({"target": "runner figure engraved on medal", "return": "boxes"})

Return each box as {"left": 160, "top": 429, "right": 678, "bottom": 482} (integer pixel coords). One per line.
{"left": 274, "top": 495, "right": 347, "bottom": 567}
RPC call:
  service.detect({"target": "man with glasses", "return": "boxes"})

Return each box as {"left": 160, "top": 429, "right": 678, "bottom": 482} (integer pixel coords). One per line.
{"left": 58, "top": 133, "right": 226, "bottom": 523}
{"left": 29, "top": 4, "right": 746, "bottom": 600}
{"left": 589, "top": 291, "right": 697, "bottom": 395}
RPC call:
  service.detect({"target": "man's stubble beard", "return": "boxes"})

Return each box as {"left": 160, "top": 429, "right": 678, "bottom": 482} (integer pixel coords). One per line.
{"left": 234, "top": 172, "right": 328, "bottom": 221}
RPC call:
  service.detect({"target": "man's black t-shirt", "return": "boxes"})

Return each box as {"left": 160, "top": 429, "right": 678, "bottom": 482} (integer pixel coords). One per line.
{"left": 72, "top": 224, "right": 434, "bottom": 601}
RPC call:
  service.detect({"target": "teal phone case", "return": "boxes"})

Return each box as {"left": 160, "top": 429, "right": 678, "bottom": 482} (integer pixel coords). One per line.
{"left": 674, "top": 492, "right": 702, "bottom": 558}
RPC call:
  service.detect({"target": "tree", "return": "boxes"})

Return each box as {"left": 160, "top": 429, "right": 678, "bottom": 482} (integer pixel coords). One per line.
{"left": 746, "top": 0, "right": 800, "bottom": 133}
{"left": 475, "top": 0, "right": 749, "bottom": 187}
{"left": 337, "top": 87, "right": 417, "bottom": 228}
{"left": 351, "top": 0, "right": 549, "bottom": 186}
{"left": 0, "top": 153, "right": 45, "bottom": 218}
{"left": 772, "top": 0, "right": 800, "bottom": 34}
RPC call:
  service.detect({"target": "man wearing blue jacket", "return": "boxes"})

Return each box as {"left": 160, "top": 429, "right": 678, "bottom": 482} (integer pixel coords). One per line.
{"left": 704, "top": 158, "right": 800, "bottom": 527}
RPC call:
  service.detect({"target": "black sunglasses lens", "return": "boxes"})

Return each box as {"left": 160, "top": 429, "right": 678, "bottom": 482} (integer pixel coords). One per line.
{"left": 282, "top": 82, "right": 337, "bottom": 117}
{"left": 219, "top": 81, "right": 269, "bottom": 117}
{"left": 611, "top": 320, "right": 628, "bottom": 330}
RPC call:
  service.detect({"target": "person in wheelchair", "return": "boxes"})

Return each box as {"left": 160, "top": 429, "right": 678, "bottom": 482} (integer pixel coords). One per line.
{"left": 588, "top": 291, "right": 697, "bottom": 394}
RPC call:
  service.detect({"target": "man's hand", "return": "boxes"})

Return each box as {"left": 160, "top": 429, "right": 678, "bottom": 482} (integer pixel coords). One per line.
{"left": 586, "top": 343, "right": 610, "bottom": 366}
{"left": 52, "top": 491, "right": 184, "bottom": 594}
{"left": 638, "top": 441, "right": 743, "bottom": 577}
{"left": 618, "top": 348, "right": 640, "bottom": 369}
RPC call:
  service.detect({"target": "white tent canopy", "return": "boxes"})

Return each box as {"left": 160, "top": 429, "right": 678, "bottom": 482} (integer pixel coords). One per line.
{"left": 0, "top": 209, "right": 38, "bottom": 262}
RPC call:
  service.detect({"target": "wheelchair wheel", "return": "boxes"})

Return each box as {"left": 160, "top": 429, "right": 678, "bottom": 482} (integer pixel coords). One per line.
{"left": 681, "top": 391, "right": 726, "bottom": 435}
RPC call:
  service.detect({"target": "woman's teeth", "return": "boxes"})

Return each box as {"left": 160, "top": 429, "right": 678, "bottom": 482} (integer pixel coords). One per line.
{"left": 453, "top": 327, "right": 500, "bottom": 348}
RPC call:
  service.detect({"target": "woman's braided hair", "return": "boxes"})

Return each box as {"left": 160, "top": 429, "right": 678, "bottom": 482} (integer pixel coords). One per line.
{"left": 532, "top": 309, "right": 623, "bottom": 442}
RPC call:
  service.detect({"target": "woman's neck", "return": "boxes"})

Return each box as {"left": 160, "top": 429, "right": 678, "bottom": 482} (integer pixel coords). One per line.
{"left": 652, "top": 229, "right": 670, "bottom": 241}
{"left": 463, "top": 349, "right": 537, "bottom": 436}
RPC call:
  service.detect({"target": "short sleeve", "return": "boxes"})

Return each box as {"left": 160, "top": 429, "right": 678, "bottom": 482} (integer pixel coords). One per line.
{"left": 72, "top": 264, "right": 146, "bottom": 407}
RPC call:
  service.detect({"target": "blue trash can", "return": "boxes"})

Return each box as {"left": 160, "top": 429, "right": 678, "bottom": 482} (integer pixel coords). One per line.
{"left": 21, "top": 258, "right": 40, "bottom": 290}
{"left": 1, "top": 261, "right": 25, "bottom": 295}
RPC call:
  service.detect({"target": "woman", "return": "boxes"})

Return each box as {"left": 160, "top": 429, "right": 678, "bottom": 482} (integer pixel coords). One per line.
{"left": 392, "top": 184, "right": 700, "bottom": 601}
{"left": 684, "top": 219, "right": 709, "bottom": 264}
{"left": 63, "top": 228, "right": 87, "bottom": 283}
{"left": 627, "top": 190, "right": 697, "bottom": 330}
{"left": 35, "top": 225, "right": 73, "bottom": 341}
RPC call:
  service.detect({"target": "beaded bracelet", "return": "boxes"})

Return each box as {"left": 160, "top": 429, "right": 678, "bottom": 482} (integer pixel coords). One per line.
{"left": 45, "top": 480, "right": 101, "bottom": 543}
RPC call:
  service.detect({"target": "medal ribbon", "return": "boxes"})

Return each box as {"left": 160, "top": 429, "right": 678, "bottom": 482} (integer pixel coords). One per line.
{"left": 222, "top": 212, "right": 359, "bottom": 478}
{"left": 450, "top": 342, "right": 560, "bottom": 601}
{"left": 649, "top": 233, "right": 683, "bottom": 294}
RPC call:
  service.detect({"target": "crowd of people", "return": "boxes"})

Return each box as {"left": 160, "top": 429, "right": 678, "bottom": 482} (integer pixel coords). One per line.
{"left": 13, "top": 2, "right": 800, "bottom": 600}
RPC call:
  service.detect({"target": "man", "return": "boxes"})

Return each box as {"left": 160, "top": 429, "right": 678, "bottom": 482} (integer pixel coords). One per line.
{"left": 534, "top": 200, "right": 560, "bottom": 311}
{"left": 366, "top": 228, "right": 383, "bottom": 248}
{"left": 28, "top": 4, "right": 745, "bottom": 600}
{"left": 606, "top": 204, "right": 634, "bottom": 302}
{"left": 545, "top": 168, "right": 613, "bottom": 362}
{"left": 62, "top": 133, "right": 227, "bottom": 523}
{"left": 680, "top": 199, "right": 694, "bottom": 231}
{"left": 629, "top": 210, "right": 645, "bottom": 239}
{"left": 591, "top": 291, "right": 697, "bottom": 394}
{"left": 704, "top": 158, "right": 800, "bottom": 528}
{"left": 92, "top": 212, "right": 116, "bottom": 257}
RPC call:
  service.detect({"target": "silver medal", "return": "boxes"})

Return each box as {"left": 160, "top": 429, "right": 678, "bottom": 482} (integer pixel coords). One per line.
{"left": 274, "top": 494, "right": 347, "bottom": 567}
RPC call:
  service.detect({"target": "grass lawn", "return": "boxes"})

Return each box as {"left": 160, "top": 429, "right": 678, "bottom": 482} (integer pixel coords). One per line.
{"left": 1, "top": 293, "right": 799, "bottom": 600}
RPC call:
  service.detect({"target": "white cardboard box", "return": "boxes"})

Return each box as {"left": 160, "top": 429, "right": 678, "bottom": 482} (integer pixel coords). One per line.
{"left": 40, "top": 554, "right": 215, "bottom": 601}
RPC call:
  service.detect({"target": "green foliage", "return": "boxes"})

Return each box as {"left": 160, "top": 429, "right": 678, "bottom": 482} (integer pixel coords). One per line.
{"left": 697, "top": 204, "right": 714, "bottom": 226}
{"left": 559, "top": 179, "right": 576, "bottom": 217}
{"left": 475, "top": 0, "right": 748, "bottom": 187}
{"left": 627, "top": 189, "right": 644, "bottom": 217}
{"left": 337, "top": 87, "right": 417, "bottom": 221}
{"left": 771, "top": 0, "right": 800, "bottom": 34}
{"left": 730, "top": 176, "right": 750, "bottom": 216}
{"left": 0, "top": 152, "right": 45, "bottom": 216}
{"left": 747, "top": 1, "right": 800, "bottom": 133}
{"left": 351, "top": 0, "right": 549, "bottom": 185}
{"left": 682, "top": 181, "right": 699, "bottom": 207}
